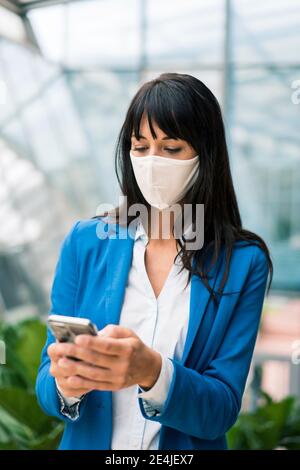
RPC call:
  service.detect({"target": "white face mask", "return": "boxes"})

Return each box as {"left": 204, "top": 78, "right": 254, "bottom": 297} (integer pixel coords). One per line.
{"left": 129, "top": 151, "right": 199, "bottom": 210}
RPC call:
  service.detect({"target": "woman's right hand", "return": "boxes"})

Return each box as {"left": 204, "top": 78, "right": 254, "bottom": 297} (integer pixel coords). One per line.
{"left": 47, "top": 341, "right": 94, "bottom": 398}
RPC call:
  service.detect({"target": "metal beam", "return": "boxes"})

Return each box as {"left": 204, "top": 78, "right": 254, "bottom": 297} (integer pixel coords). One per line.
{"left": 21, "top": 11, "right": 42, "bottom": 53}
{"left": 222, "top": 0, "right": 232, "bottom": 124}
{"left": 21, "top": 0, "right": 92, "bottom": 14}
{"left": 0, "top": 0, "right": 21, "bottom": 15}
{"left": 0, "top": 0, "right": 89, "bottom": 15}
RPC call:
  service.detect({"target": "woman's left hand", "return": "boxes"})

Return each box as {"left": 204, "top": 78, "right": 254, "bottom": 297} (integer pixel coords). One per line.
{"left": 54, "top": 324, "right": 162, "bottom": 392}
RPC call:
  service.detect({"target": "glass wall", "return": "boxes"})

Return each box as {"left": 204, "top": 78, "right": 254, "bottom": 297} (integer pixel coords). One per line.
{"left": 0, "top": 0, "right": 299, "bottom": 320}
{"left": 229, "top": 0, "right": 300, "bottom": 291}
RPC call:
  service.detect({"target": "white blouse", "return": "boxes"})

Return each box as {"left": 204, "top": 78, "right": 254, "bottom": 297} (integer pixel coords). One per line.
{"left": 111, "top": 218, "right": 191, "bottom": 450}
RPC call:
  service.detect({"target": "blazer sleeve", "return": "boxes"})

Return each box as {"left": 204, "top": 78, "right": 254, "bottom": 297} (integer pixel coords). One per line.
{"left": 138, "top": 245, "right": 270, "bottom": 440}
{"left": 35, "top": 220, "right": 88, "bottom": 423}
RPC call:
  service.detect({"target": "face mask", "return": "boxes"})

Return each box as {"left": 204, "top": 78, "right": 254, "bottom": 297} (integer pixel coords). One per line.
{"left": 129, "top": 151, "right": 199, "bottom": 210}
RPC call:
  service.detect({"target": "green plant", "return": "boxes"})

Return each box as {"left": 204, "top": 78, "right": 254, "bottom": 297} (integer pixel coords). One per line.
{"left": 227, "top": 390, "right": 300, "bottom": 449}
{"left": 0, "top": 317, "right": 63, "bottom": 449}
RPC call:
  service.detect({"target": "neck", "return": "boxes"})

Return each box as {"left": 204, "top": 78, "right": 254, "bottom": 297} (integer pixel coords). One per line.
{"left": 146, "top": 208, "right": 175, "bottom": 243}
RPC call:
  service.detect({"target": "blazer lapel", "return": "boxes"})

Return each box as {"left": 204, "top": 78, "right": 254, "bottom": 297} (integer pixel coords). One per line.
{"left": 181, "top": 249, "right": 225, "bottom": 365}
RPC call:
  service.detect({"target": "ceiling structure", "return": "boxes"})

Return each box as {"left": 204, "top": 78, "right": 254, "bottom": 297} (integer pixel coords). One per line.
{"left": 0, "top": 0, "right": 78, "bottom": 50}
{"left": 0, "top": 0, "right": 72, "bottom": 15}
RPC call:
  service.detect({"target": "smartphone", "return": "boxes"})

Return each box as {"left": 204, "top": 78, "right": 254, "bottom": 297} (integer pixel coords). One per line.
{"left": 47, "top": 314, "right": 98, "bottom": 361}
{"left": 48, "top": 314, "right": 98, "bottom": 342}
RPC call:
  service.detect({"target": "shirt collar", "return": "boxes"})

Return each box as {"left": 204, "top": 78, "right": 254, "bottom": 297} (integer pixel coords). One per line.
{"left": 134, "top": 218, "right": 148, "bottom": 244}
{"left": 134, "top": 217, "right": 193, "bottom": 246}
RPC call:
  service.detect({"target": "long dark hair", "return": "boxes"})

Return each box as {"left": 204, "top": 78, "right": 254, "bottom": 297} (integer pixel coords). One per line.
{"left": 95, "top": 72, "right": 273, "bottom": 303}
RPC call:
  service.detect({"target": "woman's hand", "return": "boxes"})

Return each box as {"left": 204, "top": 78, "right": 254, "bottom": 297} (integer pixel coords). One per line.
{"left": 47, "top": 324, "right": 162, "bottom": 395}
{"left": 47, "top": 340, "right": 95, "bottom": 398}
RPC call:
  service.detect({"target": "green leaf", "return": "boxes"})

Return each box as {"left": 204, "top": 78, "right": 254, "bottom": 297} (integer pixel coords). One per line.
{"left": 0, "top": 317, "right": 63, "bottom": 450}
{"left": 0, "top": 317, "right": 46, "bottom": 390}
{"left": 227, "top": 394, "right": 300, "bottom": 449}
{"left": 0, "top": 388, "right": 54, "bottom": 433}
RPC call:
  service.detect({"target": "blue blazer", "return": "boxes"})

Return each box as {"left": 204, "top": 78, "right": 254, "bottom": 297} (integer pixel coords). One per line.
{"left": 35, "top": 217, "right": 270, "bottom": 450}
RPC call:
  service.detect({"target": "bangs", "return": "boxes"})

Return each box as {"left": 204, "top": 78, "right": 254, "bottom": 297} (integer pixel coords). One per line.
{"left": 129, "top": 83, "right": 194, "bottom": 143}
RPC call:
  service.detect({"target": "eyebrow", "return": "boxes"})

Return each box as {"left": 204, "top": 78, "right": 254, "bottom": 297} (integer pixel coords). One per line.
{"left": 131, "top": 134, "right": 177, "bottom": 140}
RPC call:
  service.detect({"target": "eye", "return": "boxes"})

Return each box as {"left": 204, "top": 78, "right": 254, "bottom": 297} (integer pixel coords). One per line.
{"left": 165, "top": 148, "right": 181, "bottom": 153}
{"left": 132, "top": 147, "right": 147, "bottom": 152}
{"left": 132, "top": 147, "right": 181, "bottom": 153}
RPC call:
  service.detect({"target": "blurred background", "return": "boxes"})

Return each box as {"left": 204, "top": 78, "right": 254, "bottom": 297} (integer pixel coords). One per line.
{"left": 0, "top": 0, "right": 300, "bottom": 449}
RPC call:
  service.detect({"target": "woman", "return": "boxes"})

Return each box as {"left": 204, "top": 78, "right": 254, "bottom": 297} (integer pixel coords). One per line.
{"left": 36, "top": 72, "right": 273, "bottom": 450}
